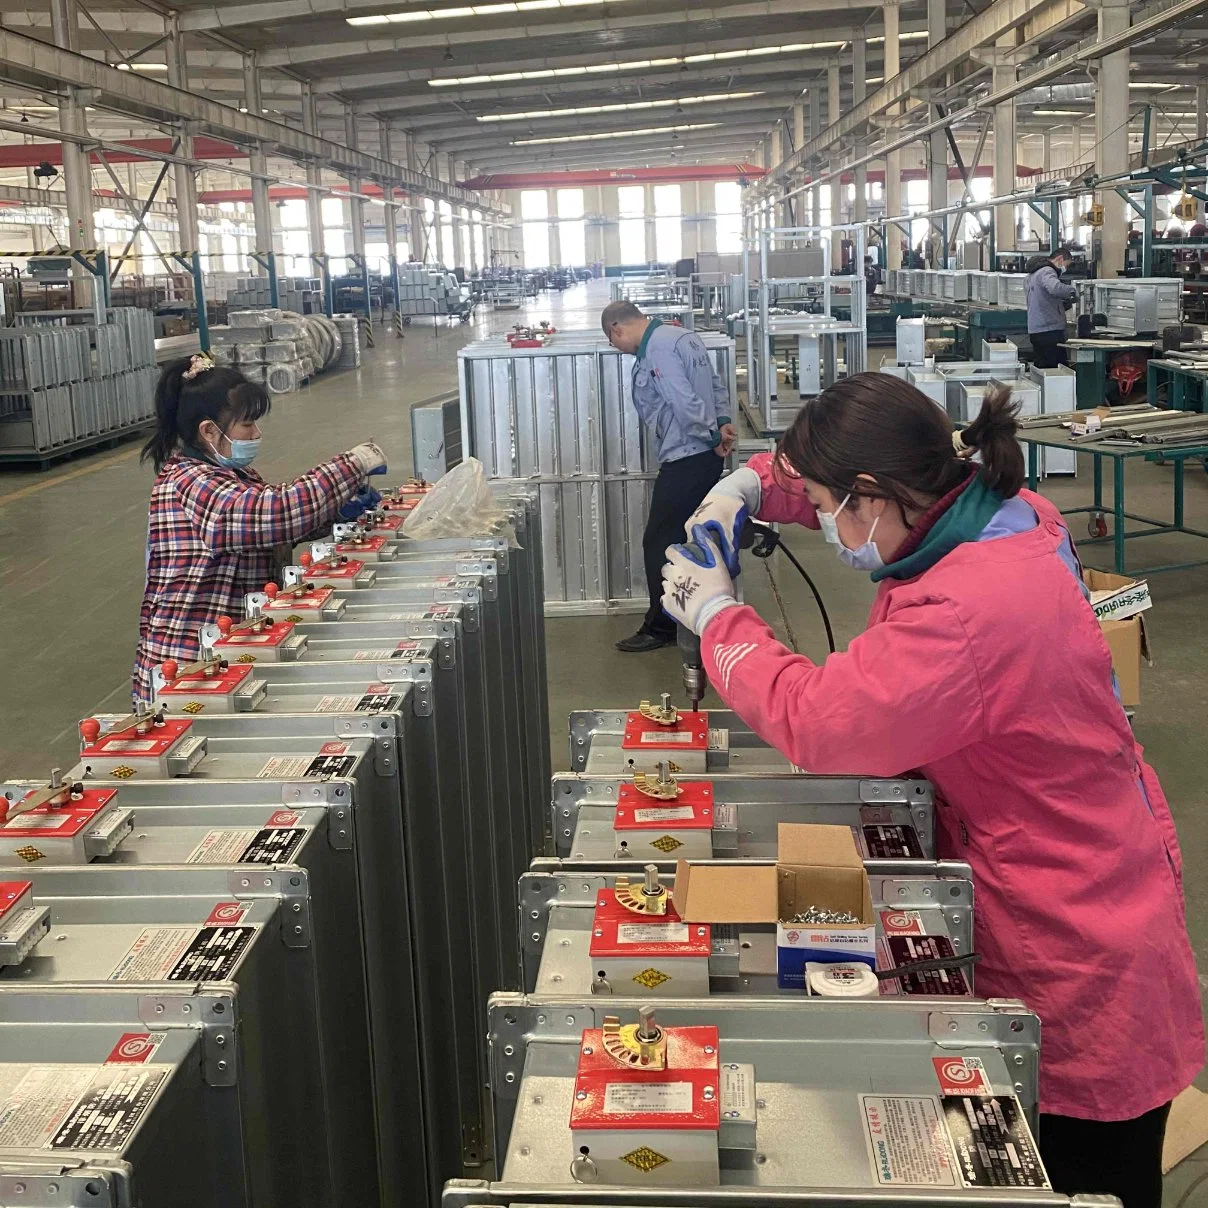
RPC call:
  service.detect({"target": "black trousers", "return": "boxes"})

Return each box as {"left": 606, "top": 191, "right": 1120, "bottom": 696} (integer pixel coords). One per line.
{"left": 641, "top": 449, "right": 724, "bottom": 637}
{"left": 1030, "top": 329, "right": 1068, "bottom": 369}
{"left": 1039, "top": 1102, "right": 1171, "bottom": 1208}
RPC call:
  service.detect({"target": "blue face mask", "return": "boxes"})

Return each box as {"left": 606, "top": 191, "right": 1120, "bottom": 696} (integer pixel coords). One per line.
{"left": 207, "top": 428, "right": 260, "bottom": 469}
{"left": 818, "top": 493, "right": 884, "bottom": 572}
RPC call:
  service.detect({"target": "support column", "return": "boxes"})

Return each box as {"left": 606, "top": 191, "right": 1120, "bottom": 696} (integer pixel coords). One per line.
{"left": 243, "top": 53, "right": 274, "bottom": 269}
{"left": 344, "top": 104, "right": 371, "bottom": 319}
{"left": 992, "top": 35, "right": 1018, "bottom": 254}
{"left": 301, "top": 84, "right": 326, "bottom": 271}
{"left": 379, "top": 119, "right": 401, "bottom": 307}
{"left": 926, "top": 0, "right": 947, "bottom": 255}
{"left": 50, "top": 0, "right": 96, "bottom": 263}
{"left": 827, "top": 61, "right": 842, "bottom": 268}
{"left": 1041, "top": 130, "right": 1052, "bottom": 176}
{"left": 809, "top": 86, "right": 822, "bottom": 231}
{"left": 1197, "top": 82, "right": 1207, "bottom": 223}
{"left": 852, "top": 36, "right": 868, "bottom": 227}
{"left": 793, "top": 100, "right": 805, "bottom": 151}
{"left": 405, "top": 131, "right": 424, "bottom": 262}
{"left": 601, "top": 184, "right": 621, "bottom": 265}
{"left": 1095, "top": 0, "right": 1130, "bottom": 275}
{"left": 883, "top": 0, "right": 903, "bottom": 269}
{"left": 1071, "top": 122, "right": 1083, "bottom": 169}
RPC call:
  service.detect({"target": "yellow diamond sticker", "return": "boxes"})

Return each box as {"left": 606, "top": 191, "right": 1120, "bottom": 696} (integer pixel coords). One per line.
{"left": 235, "top": 654, "right": 258, "bottom": 664}
{"left": 181, "top": 702, "right": 205, "bottom": 714}
{"left": 620, "top": 1146, "right": 670, "bottom": 1174}
{"left": 14, "top": 846, "right": 44, "bottom": 863}
{"left": 651, "top": 834, "right": 683, "bottom": 853}
{"left": 632, "top": 967, "right": 670, "bottom": 989}
{"left": 285, "top": 614, "right": 304, "bottom": 623}
{"left": 110, "top": 765, "right": 137, "bottom": 779}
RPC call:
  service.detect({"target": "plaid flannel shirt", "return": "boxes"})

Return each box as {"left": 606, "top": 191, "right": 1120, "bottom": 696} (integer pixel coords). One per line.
{"left": 132, "top": 450, "right": 363, "bottom": 703}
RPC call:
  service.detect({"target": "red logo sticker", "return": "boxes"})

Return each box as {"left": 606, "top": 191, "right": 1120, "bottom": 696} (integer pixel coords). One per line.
{"left": 106, "top": 1032, "right": 165, "bottom": 1063}
{"left": 932, "top": 1055, "right": 991, "bottom": 1095}
{"left": 366, "top": 683, "right": 388, "bottom": 694}
{"left": 266, "top": 810, "right": 301, "bottom": 828}
{"left": 785, "top": 930, "right": 800, "bottom": 943}
{"left": 880, "top": 910, "right": 925, "bottom": 936}
{"left": 318, "top": 741, "right": 349, "bottom": 756}
{"left": 205, "top": 901, "right": 251, "bottom": 927}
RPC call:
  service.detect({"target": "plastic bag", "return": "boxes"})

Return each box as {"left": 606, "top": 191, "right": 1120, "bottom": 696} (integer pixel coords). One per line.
{"left": 401, "top": 458, "right": 517, "bottom": 546}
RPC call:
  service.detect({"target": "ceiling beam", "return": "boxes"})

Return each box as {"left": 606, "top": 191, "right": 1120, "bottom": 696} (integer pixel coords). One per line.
{"left": 0, "top": 27, "right": 506, "bottom": 212}
{"left": 259, "top": 0, "right": 881, "bottom": 68}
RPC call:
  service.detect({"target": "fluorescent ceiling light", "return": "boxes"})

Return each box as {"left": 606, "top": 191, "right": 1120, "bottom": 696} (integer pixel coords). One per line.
{"left": 349, "top": 0, "right": 612, "bottom": 25}
{"left": 1032, "top": 109, "right": 1089, "bottom": 116}
{"left": 477, "top": 91, "right": 761, "bottom": 121}
{"left": 130, "top": 62, "right": 169, "bottom": 71}
{"left": 867, "top": 30, "right": 928, "bottom": 42}
{"left": 430, "top": 37, "right": 889, "bottom": 85}
{"left": 1128, "top": 81, "right": 1186, "bottom": 88}
{"left": 512, "top": 121, "right": 719, "bottom": 144}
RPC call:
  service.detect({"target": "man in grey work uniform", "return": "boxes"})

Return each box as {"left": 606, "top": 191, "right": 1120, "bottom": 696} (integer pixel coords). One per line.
{"left": 602, "top": 300, "right": 736, "bottom": 652}
{"left": 1025, "top": 247, "right": 1077, "bottom": 368}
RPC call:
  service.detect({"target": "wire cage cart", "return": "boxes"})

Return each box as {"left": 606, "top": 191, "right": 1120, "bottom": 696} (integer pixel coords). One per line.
{"left": 742, "top": 224, "right": 868, "bottom": 436}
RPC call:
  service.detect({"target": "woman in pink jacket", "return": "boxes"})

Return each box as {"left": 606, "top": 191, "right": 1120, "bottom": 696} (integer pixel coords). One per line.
{"left": 662, "top": 373, "right": 1202, "bottom": 1208}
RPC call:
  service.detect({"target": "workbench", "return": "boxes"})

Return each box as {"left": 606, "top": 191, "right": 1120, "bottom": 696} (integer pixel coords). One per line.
{"left": 1147, "top": 357, "right": 1208, "bottom": 412}
{"left": 1022, "top": 421, "right": 1208, "bottom": 574}
{"left": 1062, "top": 337, "right": 1160, "bottom": 408}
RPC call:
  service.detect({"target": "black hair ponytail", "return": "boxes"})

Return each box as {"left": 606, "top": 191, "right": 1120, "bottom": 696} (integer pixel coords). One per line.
{"left": 141, "top": 357, "right": 271, "bottom": 473}
{"left": 961, "top": 384, "right": 1025, "bottom": 497}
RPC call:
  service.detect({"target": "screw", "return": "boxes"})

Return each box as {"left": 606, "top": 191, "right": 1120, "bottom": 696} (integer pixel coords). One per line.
{"left": 215, "top": 1034, "right": 226, "bottom": 1047}
{"left": 505, "top": 1072, "right": 516, "bottom": 1084}
{"left": 576, "top": 1090, "right": 587, "bottom": 1100}
{"left": 583, "top": 1046, "right": 594, "bottom": 1055}
{"left": 293, "top": 925, "right": 303, "bottom": 935}
{"left": 217, "top": 1060, "right": 228, "bottom": 1071}
{"left": 1014, "top": 1054, "right": 1025, "bottom": 1066}
{"left": 949, "top": 1021, "right": 959, "bottom": 1032}
{"left": 503, "top": 1045, "right": 514, "bottom": 1056}
{"left": 1014, "top": 1082, "right": 1024, "bottom": 1092}
{"left": 978, "top": 1021, "right": 988, "bottom": 1032}
{"left": 703, "top": 1087, "right": 715, "bottom": 1100}
{"left": 704, "top": 1045, "right": 715, "bottom": 1055}
{"left": 292, "top": 902, "right": 302, "bottom": 913}
{"left": 154, "top": 1003, "right": 164, "bottom": 1014}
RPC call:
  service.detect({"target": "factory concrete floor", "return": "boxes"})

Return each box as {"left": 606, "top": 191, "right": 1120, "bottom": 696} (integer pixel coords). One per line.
{"left": 1, "top": 276, "right": 1206, "bottom": 1197}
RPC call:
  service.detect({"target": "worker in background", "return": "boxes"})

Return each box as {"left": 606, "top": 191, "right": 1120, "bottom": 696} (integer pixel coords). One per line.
{"left": 667, "top": 373, "right": 1202, "bottom": 1208}
{"left": 601, "top": 300, "right": 736, "bottom": 652}
{"left": 133, "top": 354, "right": 386, "bottom": 703}
{"left": 1026, "top": 245, "right": 1077, "bottom": 368}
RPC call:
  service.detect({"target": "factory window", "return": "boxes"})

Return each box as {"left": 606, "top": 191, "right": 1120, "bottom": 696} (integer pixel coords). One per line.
{"left": 653, "top": 184, "right": 681, "bottom": 264}
{"left": 320, "top": 196, "right": 348, "bottom": 275}
{"left": 472, "top": 210, "right": 485, "bottom": 268}
{"left": 282, "top": 229, "right": 310, "bottom": 277}
{"left": 365, "top": 241, "right": 389, "bottom": 272}
{"left": 618, "top": 184, "right": 646, "bottom": 265}
{"left": 819, "top": 185, "right": 832, "bottom": 230}
{"left": 423, "top": 199, "right": 437, "bottom": 265}
{"left": 714, "top": 181, "right": 742, "bottom": 254}
{"left": 439, "top": 200, "right": 455, "bottom": 266}
{"left": 520, "top": 189, "right": 550, "bottom": 268}
{"left": 460, "top": 212, "right": 472, "bottom": 269}
{"left": 557, "top": 189, "right": 586, "bottom": 267}
{"left": 906, "top": 178, "right": 930, "bottom": 252}
{"left": 958, "top": 176, "right": 993, "bottom": 242}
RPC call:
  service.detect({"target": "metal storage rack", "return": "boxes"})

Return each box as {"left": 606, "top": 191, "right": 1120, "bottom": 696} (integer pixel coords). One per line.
{"left": 741, "top": 224, "right": 868, "bottom": 436}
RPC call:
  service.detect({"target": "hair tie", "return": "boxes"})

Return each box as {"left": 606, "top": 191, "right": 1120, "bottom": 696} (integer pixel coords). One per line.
{"left": 952, "top": 429, "right": 976, "bottom": 459}
{"left": 182, "top": 353, "right": 214, "bottom": 381}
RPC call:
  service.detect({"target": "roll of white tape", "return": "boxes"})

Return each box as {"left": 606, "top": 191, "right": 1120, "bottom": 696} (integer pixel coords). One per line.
{"left": 806, "top": 961, "right": 879, "bottom": 998}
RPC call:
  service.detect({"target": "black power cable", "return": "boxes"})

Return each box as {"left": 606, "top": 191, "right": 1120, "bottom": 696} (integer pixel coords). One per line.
{"left": 746, "top": 520, "right": 838, "bottom": 654}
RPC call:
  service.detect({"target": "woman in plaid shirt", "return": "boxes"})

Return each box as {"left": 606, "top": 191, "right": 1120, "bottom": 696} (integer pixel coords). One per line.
{"left": 133, "top": 354, "right": 385, "bottom": 703}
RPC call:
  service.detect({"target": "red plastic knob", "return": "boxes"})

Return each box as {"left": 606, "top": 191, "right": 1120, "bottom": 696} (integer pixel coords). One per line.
{"left": 264, "top": 582, "right": 279, "bottom": 598}
{"left": 161, "top": 660, "right": 179, "bottom": 682}
{"left": 299, "top": 552, "right": 313, "bottom": 568}
{"left": 79, "top": 718, "right": 102, "bottom": 745}
{"left": 216, "top": 616, "right": 233, "bottom": 635}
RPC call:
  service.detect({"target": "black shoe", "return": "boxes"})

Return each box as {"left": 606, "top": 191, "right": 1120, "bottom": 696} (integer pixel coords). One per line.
{"left": 615, "top": 630, "right": 675, "bottom": 653}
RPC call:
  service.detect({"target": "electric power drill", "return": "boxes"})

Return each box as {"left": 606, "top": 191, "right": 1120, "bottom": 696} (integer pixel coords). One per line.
{"left": 675, "top": 519, "right": 774, "bottom": 712}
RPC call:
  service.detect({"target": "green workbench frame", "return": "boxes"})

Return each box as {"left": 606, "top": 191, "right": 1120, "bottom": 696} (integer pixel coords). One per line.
{"left": 1146, "top": 359, "right": 1208, "bottom": 413}
{"left": 1024, "top": 425, "right": 1208, "bottom": 575}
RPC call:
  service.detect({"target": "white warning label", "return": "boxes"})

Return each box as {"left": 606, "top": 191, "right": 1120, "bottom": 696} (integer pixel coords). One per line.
{"left": 712, "top": 802, "right": 736, "bottom": 829}
{"left": 631, "top": 806, "right": 696, "bottom": 823}
{"left": 639, "top": 731, "right": 694, "bottom": 744}
{"left": 603, "top": 1081, "right": 693, "bottom": 1115}
{"left": 0, "top": 1065, "right": 96, "bottom": 1147}
{"left": 311, "top": 695, "right": 360, "bottom": 713}
{"left": 108, "top": 927, "right": 196, "bottom": 980}
{"left": 616, "top": 922, "right": 690, "bottom": 945}
{"left": 98, "top": 739, "right": 158, "bottom": 753}
{"left": 352, "top": 649, "right": 394, "bottom": 661}
{"left": 861, "top": 1095, "right": 957, "bottom": 1187}
{"left": 186, "top": 829, "right": 259, "bottom": 864}
{"left": 256, "top": 756, "right": 312, "bottom": 779}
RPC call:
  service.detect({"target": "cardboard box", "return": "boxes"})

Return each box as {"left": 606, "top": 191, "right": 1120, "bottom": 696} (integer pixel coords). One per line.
{"left": 1083, "top": 569, "right": 1151, "bottom": 708}
{"left": 675, "top": 824, "right": 876, "bottom": 990}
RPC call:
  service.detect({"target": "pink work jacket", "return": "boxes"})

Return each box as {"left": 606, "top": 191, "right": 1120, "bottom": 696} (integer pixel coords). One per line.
{"left": 702, "top": 454, "right": 1203, "bottom": 1120}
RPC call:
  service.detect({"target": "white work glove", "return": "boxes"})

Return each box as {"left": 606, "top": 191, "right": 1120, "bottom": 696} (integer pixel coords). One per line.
{"left": 661, "top": 535, "right": 741, "bottom": 637}
{"left": 347, "top": 441, "right": 387, "bottom": 477}
{"left": 684, "top": 466, "right": 763, "bottom": 577}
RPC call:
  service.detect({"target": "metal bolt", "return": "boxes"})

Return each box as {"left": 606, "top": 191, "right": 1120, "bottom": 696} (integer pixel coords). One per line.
{"left": 576, "top": 1090, "right": 587, "bottom": 1100}
{"left": 637, "top": 1005, "right": 657, "bottom": 1040}
{"left": 978, "top": 1021, "right": 989, "bottom": 1032}
{"left": 725, "top": 1111, "right": 738, "bottom": 1118}
{"left": 1014, "top": 1082, "right": 1024, "bottom": 1093}
{"left": 727, "top": 1063, "right": 738, "bottom": 1070}
{"left": 292, "top": 902, "right": 302, "bottom": 913}
{"left": 566, "top": 1015, "right": 576, "bottom": 1026}
{"left": 1014, "top": 1054, "right": 1025, "bottom": 1066}
{"left": 703, "top": 1045, "right": 715, "bottom": 1055}
{"left": 505, "top": 1072, "right": 516, "bottom": 1084}
{"left": 503, "top": 1045, "right": 514, "bottom": 1056}
{"left": 155, "top": 1003, "right": 165, "bottom": 1014}
{"left": 217, "top": 1060, "right": 228, "bottom": 1072}
{"left": 14, "top": 1183, "right": 24, "bottom": 1194}
{"left": 182, "top": 1003, "right": 191, "bottom": 1014}
{"left": 952, "top": 913, "right": 962, "bottom": 923}
{"left": 215, "top": 1035, "right": 226, "bottom": 1047}
{"left": 898, "top": 887, "right": 907, "bottom": 895}
{"left": 293, "top": 925, "right": 304, "bottom": 935}
{"left": 697, "top": 928, "right": 707, "bottom": 936}
{"left": 703, "top": 1087, "right": 715, "bottom": 1100}
{"left": 660, "top": 692, "right": 671, "bottom": 713}
{"left": 949, "top": 1021, "right": 959, "bottom": 1032}
{"left": 583, "top": 1046, "right": 594, "bottom": 1055}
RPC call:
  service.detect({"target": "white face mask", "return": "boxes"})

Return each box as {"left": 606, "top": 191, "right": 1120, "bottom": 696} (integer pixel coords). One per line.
{"left": 818, "top": 493, "right": 884, "bottom": 572}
